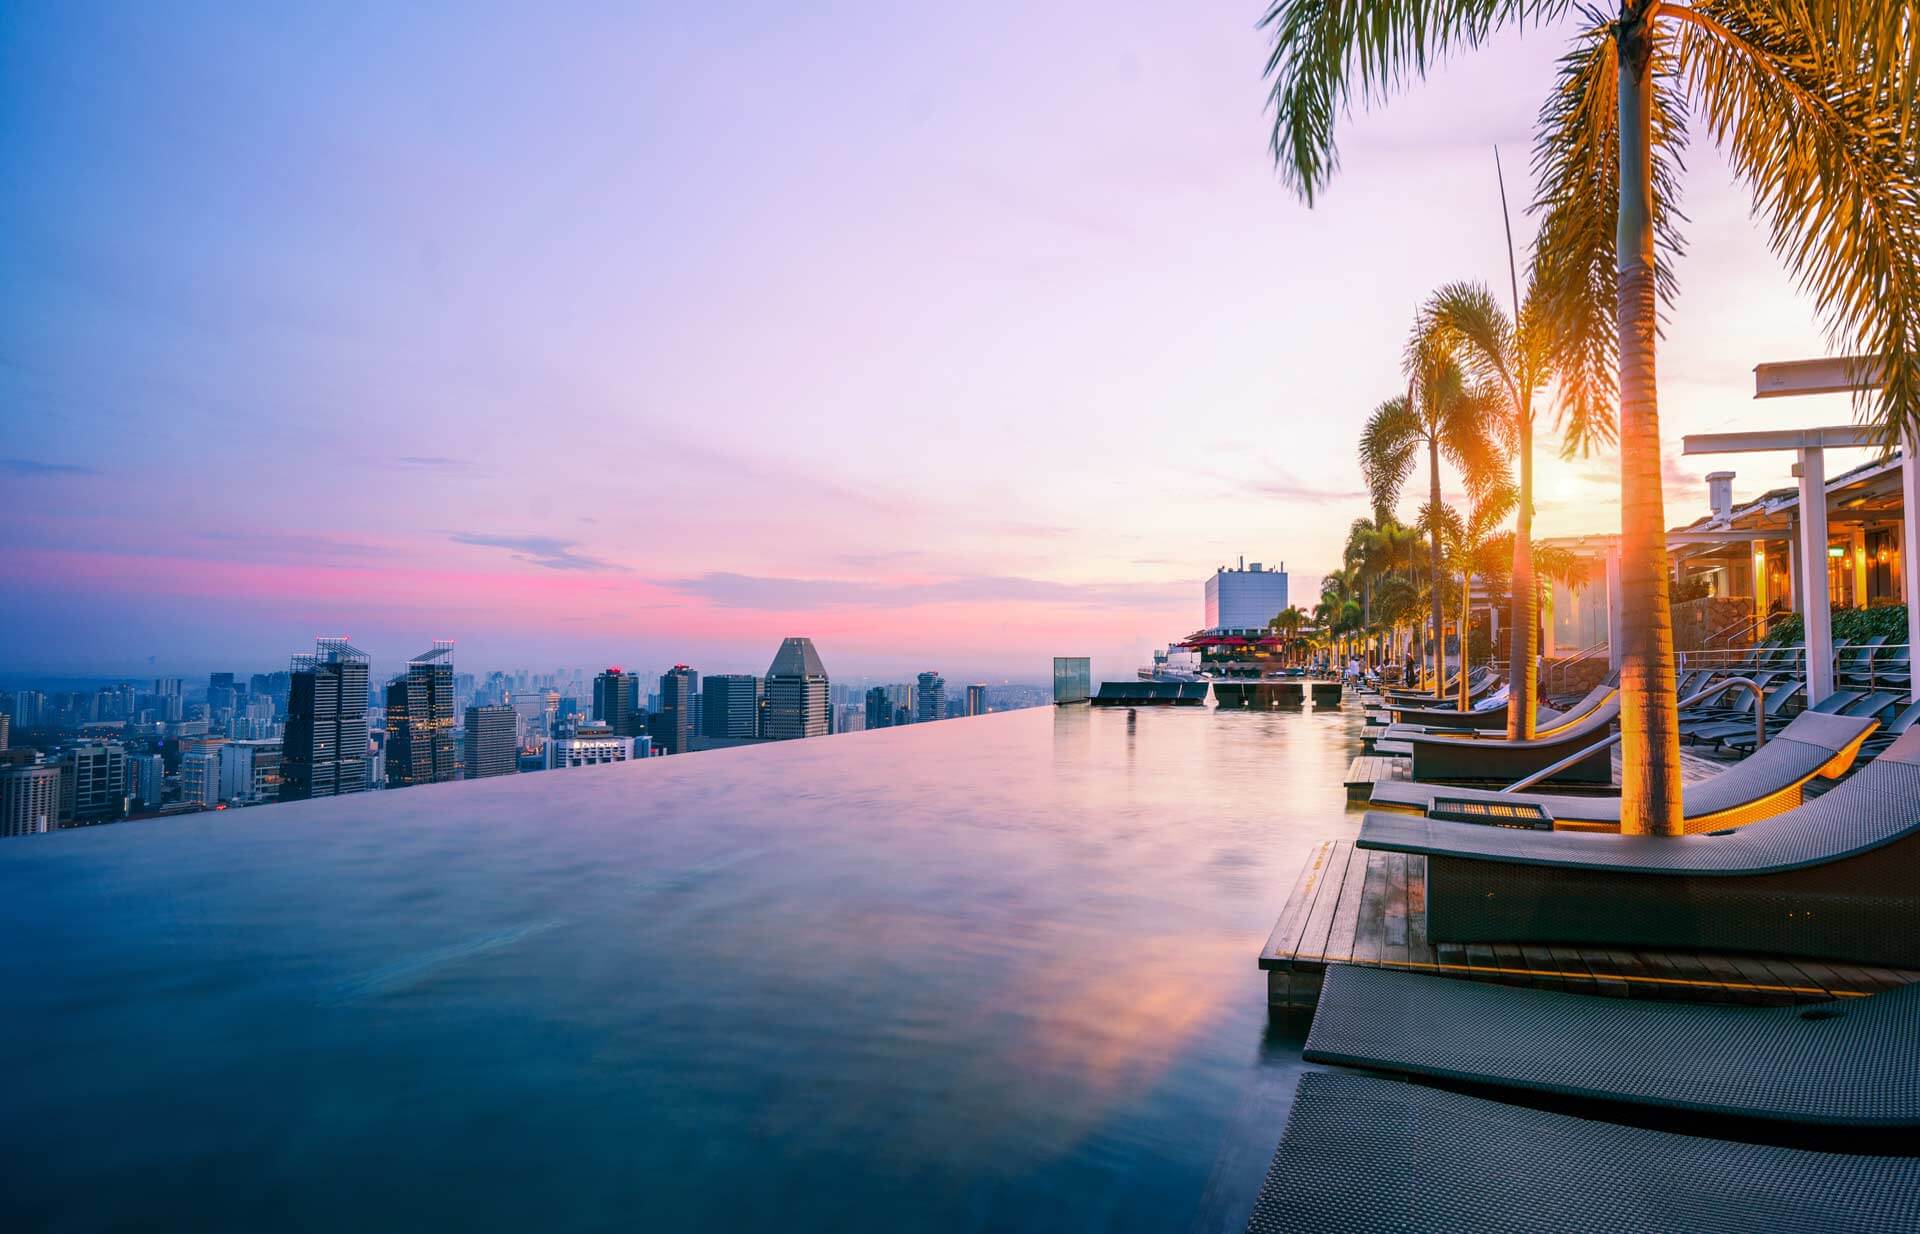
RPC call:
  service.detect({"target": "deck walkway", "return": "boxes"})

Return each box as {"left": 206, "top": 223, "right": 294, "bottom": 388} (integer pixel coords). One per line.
{"left": 1261, "top": 840, "right": 1920, "bottom": 1013}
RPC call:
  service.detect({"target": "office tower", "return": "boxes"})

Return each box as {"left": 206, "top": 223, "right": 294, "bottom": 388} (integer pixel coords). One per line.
{"left": 656, "top": 665, "right": 696, "bottom": 755}
{"left": 463, "top": 705, "right": 517, "bottom": 780}
{"left": 0, "top": 712, "right": 8, "bottom": 750}
{"left": 966, "top": 684, "right": 988, "bottom": 717}
{"left": 546, "top": 721, "right": 630, "bottom": 769}
{"left": 764, "top": 638, "right": 830, "bottom": 740}
{"left": 181, "top": 749, "right": 220, "bottom": 807}
{"left": 59, "top": 742, "right": 127, "bottom": 824}
{"left": 916, "top": 672, "right": 946, "bottom": 724}
{"left": 864, "top": 686, "right": 893, "bottom": 730}
{"left": 132, "top": 753, "right": 165, "bottom": 808}
{"left": 700, "top": 675, "right": 763, "bottom": 740}
{"left": 386, "top": 643, "right": 457, "bottom": 789}
{"left": 281, "top": 638, "right": 371, "bottom": 802}
{"left": 592, "top": 668, "right": 641, "bottom": 737}
{"left": 0, "top": 764, "right": 60, "bottom": 837}
{"left": 218, "top": 740, "right": 282, "bottom": 803}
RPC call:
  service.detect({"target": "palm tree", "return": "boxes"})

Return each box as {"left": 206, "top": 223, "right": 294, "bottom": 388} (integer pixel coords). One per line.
{"left": 1427, "top": 281, "right": 1594, "bottom": 739}
{"left": 1438, "top": 484, "right": 1521, "bottom": 710}
{"left": 1263, "top": 3, "right": 1920, "bottom": 834}
{"left": 1359, "top": 327, "right": 1505, "bottom": 694}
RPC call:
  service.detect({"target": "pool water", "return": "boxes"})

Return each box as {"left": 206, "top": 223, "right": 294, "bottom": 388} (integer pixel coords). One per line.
{"left": 0, "top": 704, "right": 1364, "bottom": 1232}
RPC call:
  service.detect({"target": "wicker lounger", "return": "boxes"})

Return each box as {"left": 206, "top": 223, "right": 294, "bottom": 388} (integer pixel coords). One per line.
{"left": 1302, "top": 964, "right": 1920, "bottom": 1127}
{"left": 1386, "top": 684, "right": 1611, "bottom": 739}
{"left": 1369, "top": 711, "right": 1875, "bottom": 832}
{"left": 1402, "top": 693, "right": 1621, "bottom": 785}
{"left": 1243, "top": 1073, "right": 1920, "bottom": 1234}
{"left": 1356, "top": 726, "right": 1920, "bottom": 967}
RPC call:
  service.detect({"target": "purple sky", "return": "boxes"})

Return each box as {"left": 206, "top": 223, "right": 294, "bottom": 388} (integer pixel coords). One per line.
{"left": 0, "top": 4, "right": 1867, "bottom": 682}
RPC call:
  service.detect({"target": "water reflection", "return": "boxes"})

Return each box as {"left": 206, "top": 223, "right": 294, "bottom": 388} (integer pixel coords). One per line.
{"left": 0, "top": 704, "right": 1367, "bottom": 1233}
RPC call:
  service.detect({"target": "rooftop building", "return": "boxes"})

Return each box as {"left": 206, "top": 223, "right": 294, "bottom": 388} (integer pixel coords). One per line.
{"left": 764, "top": 638, "right": 829, "bottom": 740}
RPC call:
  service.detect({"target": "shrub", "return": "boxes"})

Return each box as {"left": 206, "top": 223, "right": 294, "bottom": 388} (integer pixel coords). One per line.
{"left": 1763, "top": 604, "right": 1908, "bottom": 647}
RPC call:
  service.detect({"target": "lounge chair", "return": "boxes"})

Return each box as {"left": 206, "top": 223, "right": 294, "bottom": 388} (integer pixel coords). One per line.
{"left": 1387, "top": 683, "right": 1608, "bottom": 736}
{"left": 1356, "top": 726, "right": 1920, "bottom": 967}
{"left": 1393, "top": 691, "right": 1621, "bottom": 786}
{"left": 1717, "top": 690, "right": 1898, "bottom": 757}
{"left": 1243, "top": 1073, "right": 1920, "bottom": 1234}
{"left": 1368, "top": 711, "right": 1874, "bottom": 833}
{"left": 1301, "top": 964, "right": 1920, "bottom": 1128}
{"left": 1682, "top": 680, "right": 1802, "bottom": 747}
{"left": 1836, "top": 634, "right": 1888, "bottom": 684}
{"left": 1861, "top": 699, "right": 1920, "bottom": 758}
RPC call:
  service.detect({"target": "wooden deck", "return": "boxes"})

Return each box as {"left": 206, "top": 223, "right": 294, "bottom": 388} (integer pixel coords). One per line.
{"left": 1262, "top": 840, "right": 1920, "bottom": 1013}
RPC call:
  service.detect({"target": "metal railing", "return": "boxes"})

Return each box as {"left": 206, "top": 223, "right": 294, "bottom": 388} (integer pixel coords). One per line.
{"left": 1499, "top": 676, "right": 1766, "bottom": 795}
{"left": 1679, "top": 643, "right": 1911, "bottom": 692}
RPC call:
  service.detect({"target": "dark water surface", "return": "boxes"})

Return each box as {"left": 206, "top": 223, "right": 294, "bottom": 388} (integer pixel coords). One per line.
{"left": 0, "top": 705, "right": 1362, "bottom": 1232}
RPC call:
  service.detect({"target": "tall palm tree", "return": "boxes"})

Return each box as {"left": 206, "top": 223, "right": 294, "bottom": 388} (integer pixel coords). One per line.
{"left": 1264, "top": 3, "right": 1920, "bottom": 834}
{"left": 1438, "top": 484, "right": 1521, "bottom": 709}
{"left": 1359, "top": 331, "right": 1504, "bottom": 693}
{"left": 1427, "top": 281, "right": 1592, "bottom": 739}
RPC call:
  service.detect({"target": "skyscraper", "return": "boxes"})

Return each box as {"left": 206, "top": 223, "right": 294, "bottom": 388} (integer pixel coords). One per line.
{"left": 132, "top": 753, "right": 164, "bottom": 808}
{"left": 463, "top": 705, "right": 517, "bottom": 780}
{"left": 0, "top": 712, "right": 8, "bottom": 751}
{"left": 60, "top": 742, "right": 127, "bottom": 824}
{"left": 546, "top": 720, "right": 630, "bottom": 769}
{"left": 702, "top": 675, "right": 763, "bottom": 739}
{"left": 181, "top": 749, "right": 220, "bottom": 807}
{"left": 386, "top": 643, "right": 457, "bottom": 789}
{"left": 864, "top": 686, "right": 893, "bottom": 730}
{"left": 965, "top": 684, "right": 988, "bottom": 717}
{"left": 656, "top": 665, "right": 697, "bottom": 755}
{"left": 0, "top": 764, "right": 59, "bottom": 837}
{"left": 592, "top": 668, "right": 640, "bottom": 737}
{"left": 281, "top": 638, "right": 371, "bottom": 801}
{"left": 916, "top": 672, "right": 946, "bottom": 724}
{"left": 764, "top": 638, "right": 829, "bottom": 740}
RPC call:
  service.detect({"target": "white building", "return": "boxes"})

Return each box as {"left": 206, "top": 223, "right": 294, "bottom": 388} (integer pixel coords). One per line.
{"left": 132, "top": 753, "right": 165, "bottom": 808}
{"left": 181, "top": 750, "right": 221, "bottom": 807}
{"left": 546, "top": 722, "right": 630, "bottom": 770}
{"left": 219, "top": 740, "right": 283, "bottom": 803}
{"left": 1204, "top": 559, "right": 1290, "bottom": 630}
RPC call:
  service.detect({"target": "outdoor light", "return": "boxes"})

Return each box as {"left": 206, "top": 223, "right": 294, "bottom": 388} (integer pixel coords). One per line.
{"left": 1828, "top": 546, "right": 1846, "bottom": 557}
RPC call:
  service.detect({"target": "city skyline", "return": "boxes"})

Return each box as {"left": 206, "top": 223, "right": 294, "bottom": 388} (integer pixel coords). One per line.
{"left": 0, "top": 4, "right": 1872, "bottom": 677}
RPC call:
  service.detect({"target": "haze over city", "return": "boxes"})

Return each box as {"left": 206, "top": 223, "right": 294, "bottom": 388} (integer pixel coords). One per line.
{"left": 0, "top": 3, "right": 1868, "bottom": 679}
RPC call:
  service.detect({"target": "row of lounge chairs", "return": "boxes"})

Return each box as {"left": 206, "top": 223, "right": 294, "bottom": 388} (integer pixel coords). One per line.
{"left": 1701, "top": 635, "right": 1912, "bottom": 691}
{"left": 1249, "top": 684, "right": 1920, "bottom": 1230}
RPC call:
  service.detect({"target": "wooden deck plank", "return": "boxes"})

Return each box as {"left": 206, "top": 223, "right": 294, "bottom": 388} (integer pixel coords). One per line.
{"left": 1381, "top": 854, "right": 1410, "bottom": 964}
{"left": 1403, "top": 855, "right": 1430, "bottom": 966}
{"left": 1318, "top": 843, "right": 1373, "bottom": 965}
{"left": 1294, "top": 843, "right": 1358, "bottom": 964}
{"left": 1347, "top": 853, "right": 1392, "bottom": 966}
{"left": 1259, "top": 841, "right": 1337, "bottom": 968}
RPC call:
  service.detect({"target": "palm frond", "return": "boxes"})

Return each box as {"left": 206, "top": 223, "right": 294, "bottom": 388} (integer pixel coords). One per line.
{"left": 1359, "top": 394, "right": 1422, "bottom": 518}
{"left": 1675, "top": 2, "right": 1920, "bottom": 447}
{"left": 1528, "top": 20, "right": 1689, "bottom": 458}
{"left": 1428, "top": 281, "right": 1519, "bottom": 411}
{"left": 1260, "top": 1, "right": 1576, "bottom": 204}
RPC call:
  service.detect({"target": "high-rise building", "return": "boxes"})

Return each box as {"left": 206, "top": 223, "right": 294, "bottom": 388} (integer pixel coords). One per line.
{"left": 546, "top": 721, "right": 631, "bottom": 769}
{"left": 702, "top": 675, "right": 764, "bottom": 739}
{"left": 863, "top": 686, "right": 893, "bottom": 730}
{"left": 965, "top": 684, "right": 988, "bottom": 717}
{"left": 0, "top": 712, "right": 8, "bottom": 750}
{"left": 386, "top": 643, "right": 457, "bottom": 789}
{"left": 181, "top": 749, "right": 220, "bottom": 807}
{"left": 916, "top": 672, "right": 946, "bottom": 724}
{"left": 59, "top": 742, "right": 127, "bottom": 824}
{"left": 1205, "top": 559, "right": 1290, "bottom": 630}
{"left": 655, "top": 665, "right": 697, "bottom": 755}
{"left": 0, "top": 764, "right": 60, "bottom": 837}
{"left": 463, "top": 705, "right": 517, "bottom": 780}
{"left": 888, "top": 682, "right": 916, "bottom": 726}
{"left": 764, "top": 638, "right": 830, "bottom": 740}
{"left": 281, "top": 638, "right": 371, "bottom": 802}
{"left": 218, "top": 740, "right": 282, "bottom": 803}
{"left": 132, "top": 753, "right": 165, "bottom": 808}
{"left": 592, "top": 668, "right": 641, "bottom": 737}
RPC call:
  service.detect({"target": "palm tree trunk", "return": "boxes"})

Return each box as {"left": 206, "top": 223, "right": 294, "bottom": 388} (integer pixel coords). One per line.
{"left": 1508, "top": 414, "right": 1538, "bottom": 739}
{"left": 1458, "top": 578, "right": 1472, "bottom": 710}
{"left": 1427, "top": 440, "right": 1446, "bottom": 693}
{"left": 1616, "top": 9, "right": 1684, "bottom": 835}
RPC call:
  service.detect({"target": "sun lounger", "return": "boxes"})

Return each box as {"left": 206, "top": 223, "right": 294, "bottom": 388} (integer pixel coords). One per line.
{"left": 1302, "top": 964, "right": 1920, "bottom": 1128}
{"left": 1356, "top": 726, "right": 1920, "bottom": 967}
{"left": 1861, "top": 700, "right": 1920, "bottom": 757}
{"left": 1243, "top": 1073, "right": 1920, "bottom": 1234}
{"left": 1369, "top": 711, "right": 1874, "bottom": 832}
{"left": 1387, "top": 683, "right": 1608, "bottom": 737}
{"left": 1401, "top": 691, "right": 1620, "bottom": 785}
{"left": 1683, "top": 681, "right": 1803, "bottom": 747}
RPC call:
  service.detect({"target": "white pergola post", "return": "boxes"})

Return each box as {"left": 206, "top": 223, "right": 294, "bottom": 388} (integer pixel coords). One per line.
{"left": 1605, "top": 545, "right": 1624, "bottom": 673}
{"left": 1903, "top": 430, "right": 1920, "bottom": 702}
{"left": 1796, "top": 447, "right": 1834, "bottom": 702}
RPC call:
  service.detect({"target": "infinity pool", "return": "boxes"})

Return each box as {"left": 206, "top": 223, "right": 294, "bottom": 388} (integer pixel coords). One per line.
{"left": 0, "top": 704, "right": 1363, "bottom": 1232}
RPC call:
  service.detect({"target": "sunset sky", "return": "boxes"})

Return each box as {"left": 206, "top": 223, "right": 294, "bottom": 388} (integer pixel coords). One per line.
{"left": 0, "top": 3, "right": 1872, "bottom": 681}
